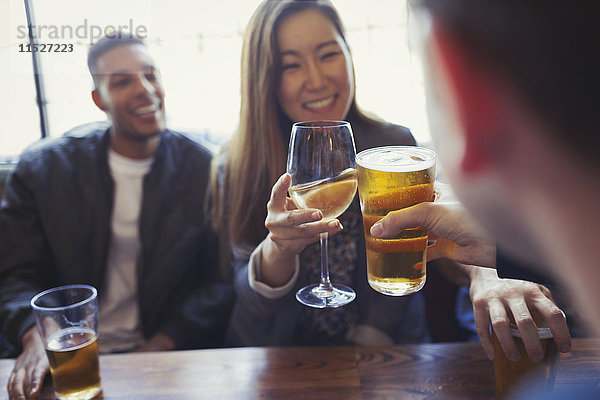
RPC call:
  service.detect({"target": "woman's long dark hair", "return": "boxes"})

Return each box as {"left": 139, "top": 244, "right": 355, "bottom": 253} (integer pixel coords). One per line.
{"left": 209, "top": 0, "right": 385, "bottom": 271}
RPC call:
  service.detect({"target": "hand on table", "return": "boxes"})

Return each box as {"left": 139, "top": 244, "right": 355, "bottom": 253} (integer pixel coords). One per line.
{"left": 260, "top": 173, "right": 343, "bottom": 286}
{"left": 368, "top": 181, "right": 571, "bottom": 361}
{"left": 7, "top": 326, "right": 48, "bottom": 400}
{"left": 468, "top": 266, "right": 571, "bottom": 362}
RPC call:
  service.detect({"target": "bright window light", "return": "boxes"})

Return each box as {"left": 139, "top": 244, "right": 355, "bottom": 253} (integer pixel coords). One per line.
{"left": 1, "top": 0, "right": 430, "bottom": 159}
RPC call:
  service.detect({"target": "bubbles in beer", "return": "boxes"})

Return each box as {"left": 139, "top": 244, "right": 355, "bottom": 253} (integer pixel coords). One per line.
{"left": 356, "top": 146, "right": 436, "bottom": 296}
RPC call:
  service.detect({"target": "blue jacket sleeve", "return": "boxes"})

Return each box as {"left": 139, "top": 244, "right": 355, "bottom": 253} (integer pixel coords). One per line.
{"left": 225, "top": 253, "right": 299, "bottom": 346}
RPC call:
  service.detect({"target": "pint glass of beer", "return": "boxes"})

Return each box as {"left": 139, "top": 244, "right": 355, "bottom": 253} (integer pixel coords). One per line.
{"left": 31, "top": 284, "right": 101, "bottom": 400}
{"left": 493, "top": 321, "right": 559, "bottom": 399}
{"left": 356, "top": 146, "right": 436, "bottom": 296}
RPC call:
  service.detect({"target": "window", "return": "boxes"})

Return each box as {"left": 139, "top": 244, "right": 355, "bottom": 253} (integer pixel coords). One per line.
{"left": 2, "top": 0, "right": 41, "bottom": 160}
{"left": 1, "top": 0, "right": 430, "bottom": 160}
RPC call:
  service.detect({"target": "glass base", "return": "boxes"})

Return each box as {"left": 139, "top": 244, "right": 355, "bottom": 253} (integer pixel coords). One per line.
{"left": 368, "top": 276, "right": 426, "bottom": 296}
{"left": 56, "top": 385, "right": 101, "bottom": 400}
{"left": 296, "top": 283, "right": 356, "bottom": 308}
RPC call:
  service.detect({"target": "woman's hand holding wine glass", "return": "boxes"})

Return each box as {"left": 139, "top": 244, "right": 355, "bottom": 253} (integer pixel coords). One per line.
{"left": 260, "top": 173, "right": 344, "bottom": 288}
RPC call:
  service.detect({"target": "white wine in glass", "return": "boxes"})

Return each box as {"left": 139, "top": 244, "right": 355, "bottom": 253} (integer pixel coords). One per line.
{"left": 287, "top": 121, "right": 357, "bottom": 308}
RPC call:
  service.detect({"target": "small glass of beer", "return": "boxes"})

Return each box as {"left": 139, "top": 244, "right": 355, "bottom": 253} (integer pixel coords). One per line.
{"left": 31, "top": 284, "right": 101, "bottom": 400}
{"left": 492, "top": 319, "right": 560, "bottom": 399}
{"left": 356, "top": 146, "right": 436, "bottom": 296}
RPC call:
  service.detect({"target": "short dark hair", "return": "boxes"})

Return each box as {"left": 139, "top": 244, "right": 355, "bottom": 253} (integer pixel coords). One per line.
{"left": 87, "top": 33, "right": 145, "bottom": 82}
{"left": 416, "top": 1, "right": 600, "bottom": 165}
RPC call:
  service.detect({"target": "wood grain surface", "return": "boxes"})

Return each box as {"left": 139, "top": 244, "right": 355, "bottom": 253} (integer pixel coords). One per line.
{"left": 356, "top": 342, "right": 495, "bottom": 399}
{"left": 1, "top": 339, "right": 598, "bottom": 399}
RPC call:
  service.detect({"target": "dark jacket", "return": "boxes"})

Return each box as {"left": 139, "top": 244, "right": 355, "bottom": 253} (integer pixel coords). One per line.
{"left": 0, "top": 124, "right": 232, "bottom": 354}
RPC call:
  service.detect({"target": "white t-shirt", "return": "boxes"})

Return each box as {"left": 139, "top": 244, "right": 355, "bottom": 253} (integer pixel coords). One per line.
{"left": 98, "top": 149, "right": 153, "bottom": 353}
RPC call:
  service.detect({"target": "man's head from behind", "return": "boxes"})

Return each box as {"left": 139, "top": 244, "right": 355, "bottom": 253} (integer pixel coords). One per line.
{"left": 417, "top": 1, "right": 600, "bottom": 166}
{"left": 414, "top": 2, "right": 600, "bottom": 264}
{"left": 88, "top": 33, "right": 166, "bottom": 142}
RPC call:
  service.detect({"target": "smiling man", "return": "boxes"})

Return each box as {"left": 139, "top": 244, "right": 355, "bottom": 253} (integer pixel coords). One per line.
{"left": 0, "top": 34, "right": 232, "bottom": 400}
{"left": 89, "top": 38, "right": 166, "bottom": 158}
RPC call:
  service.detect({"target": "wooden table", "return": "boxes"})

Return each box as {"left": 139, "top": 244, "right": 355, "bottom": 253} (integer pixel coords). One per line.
{"left": 1, "top": 339, "right": 598, "bottom": 399}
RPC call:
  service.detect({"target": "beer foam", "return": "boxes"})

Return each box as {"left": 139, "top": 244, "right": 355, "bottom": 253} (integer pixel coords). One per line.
{"left": 356, "top": 146, "right": 436, "bottom": 172}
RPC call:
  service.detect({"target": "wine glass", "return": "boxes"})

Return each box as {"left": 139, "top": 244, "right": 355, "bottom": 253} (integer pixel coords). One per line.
{"left": 287, "top": 121, "right": 358, "bottom": 308}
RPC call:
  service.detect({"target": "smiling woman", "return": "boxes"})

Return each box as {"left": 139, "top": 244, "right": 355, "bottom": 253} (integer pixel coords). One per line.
{"left": 276, "top": 8, "right": 354, "bottom": 122}
{"left": 208, "top": 0, "right": 430, "bottom": 349}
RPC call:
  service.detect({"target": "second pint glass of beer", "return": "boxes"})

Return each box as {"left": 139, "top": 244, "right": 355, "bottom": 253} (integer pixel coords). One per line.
{"left": 356, "top": 146, "right": 436, "bottom": 296}
{"left": 492, "top": 319, "right": 559, "bottom": 399}
{"left": 31, "top": 284, "right": 101, "bottom": 400}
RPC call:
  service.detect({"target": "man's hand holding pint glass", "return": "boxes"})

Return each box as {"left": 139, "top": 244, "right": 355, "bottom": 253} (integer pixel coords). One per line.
{"left": 356, "top": 146, "right": 436, "bottom": 296}
{"left": 370, "top": 196, "right": 572, "bottom": 379}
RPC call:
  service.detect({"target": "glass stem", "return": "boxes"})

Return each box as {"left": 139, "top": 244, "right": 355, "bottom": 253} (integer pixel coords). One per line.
{"left": 318, "top": 232, "right": 333, "bottom": 292}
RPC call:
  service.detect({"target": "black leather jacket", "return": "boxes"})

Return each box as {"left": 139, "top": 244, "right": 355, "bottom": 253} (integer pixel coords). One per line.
{"left": 0, "top": 124, "right": 232, "bottom": 354}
